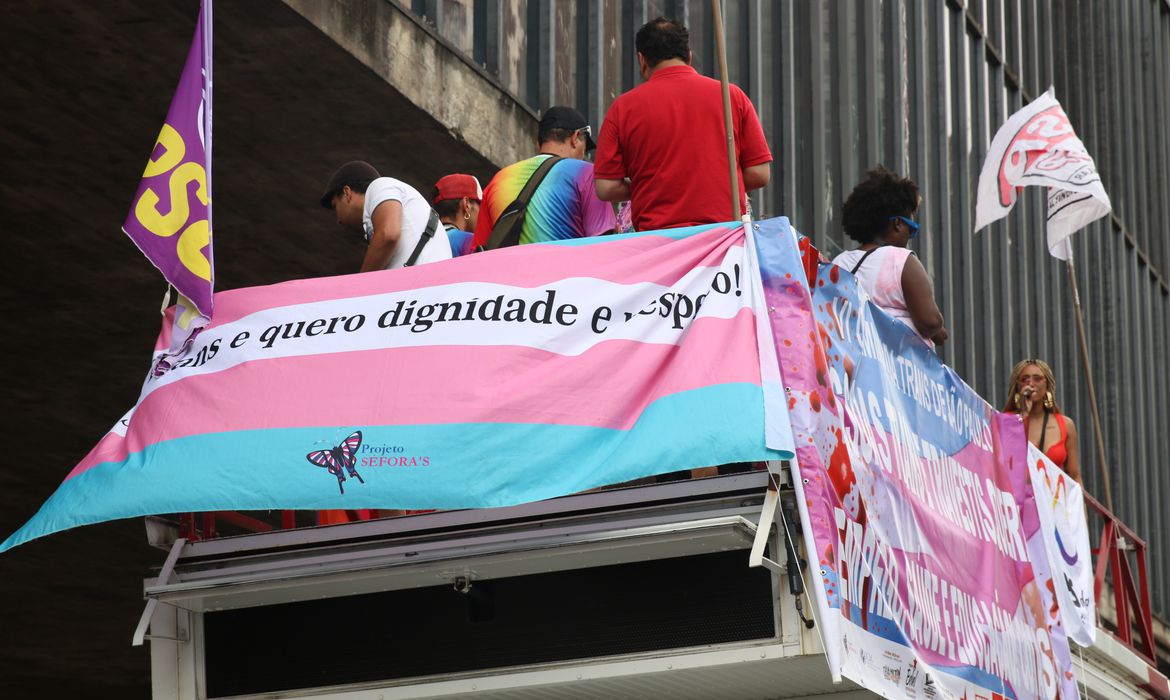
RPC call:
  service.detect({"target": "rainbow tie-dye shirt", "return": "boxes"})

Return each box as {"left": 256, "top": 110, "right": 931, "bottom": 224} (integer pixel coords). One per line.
{"left": 473, "top": 155, "right": 617, "bottom": 248}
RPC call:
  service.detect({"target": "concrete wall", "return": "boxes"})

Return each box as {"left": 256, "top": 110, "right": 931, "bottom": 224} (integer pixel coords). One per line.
{"left": 284, "top": 0, "right": 538, "bottom": 168}
{"left": 0, "top": 1, "right": 513, "bottom": 694}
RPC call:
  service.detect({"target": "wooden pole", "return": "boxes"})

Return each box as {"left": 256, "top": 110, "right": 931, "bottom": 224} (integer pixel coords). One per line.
{"left": 711, "top": 0, "right": 741, "bottom": 222}
{"left": 1065, "top": 250, "right": 1114, "bottom": 512}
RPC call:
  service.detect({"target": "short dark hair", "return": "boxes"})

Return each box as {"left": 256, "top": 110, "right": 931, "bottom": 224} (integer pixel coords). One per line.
{"left": 433, "top": 198, "right": 461, "bottom": 218}
{"left": 841, "top": 165, "right": 920, "bottom": 244}
{"left": 320, "top": 180, "right": 372, "bottom": 208}
{"left": 537, "top": 126, "right": 576, "bottom": 145}
{"left": 319, "top": 160, "right": 380, "bottom": 208}
{"left": 635, "top": 17, "right": 689, "bottom": 67}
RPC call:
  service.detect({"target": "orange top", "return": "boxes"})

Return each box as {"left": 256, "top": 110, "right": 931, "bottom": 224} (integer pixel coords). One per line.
{"left": 1028, "top": 411, "right": 1068, "bottom": 469}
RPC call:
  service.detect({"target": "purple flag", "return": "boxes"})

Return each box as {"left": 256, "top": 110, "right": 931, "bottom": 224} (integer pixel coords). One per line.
{"left": 123, "top": 0, "right": 214, "bottom": 318}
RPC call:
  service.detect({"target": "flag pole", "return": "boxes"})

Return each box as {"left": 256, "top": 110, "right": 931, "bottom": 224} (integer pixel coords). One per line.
{"left": 711, "top": 0, "right": 742, "bottom": 223}
{"left": 1064, "top": 249, "right": 1114, "bottom": 511}
{"left": 203, "top": 0, "right": 214, "bottom": 276}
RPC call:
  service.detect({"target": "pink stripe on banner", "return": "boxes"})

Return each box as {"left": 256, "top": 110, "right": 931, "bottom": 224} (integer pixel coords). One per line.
{"left": 155, "top": 227, "right": 742, "bottom": 348}
{"left": 81, "top": 310, "right": 760, "bottom": 480}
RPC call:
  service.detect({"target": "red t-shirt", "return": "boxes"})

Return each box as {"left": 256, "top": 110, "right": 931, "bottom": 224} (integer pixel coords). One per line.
{"left": 594, "top": 65, "right": 772, "bottom": 231}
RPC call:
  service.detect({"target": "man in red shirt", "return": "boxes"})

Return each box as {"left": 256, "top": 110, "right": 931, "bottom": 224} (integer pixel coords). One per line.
{"left": 594, "top": 17, "right": 772, "bottom": 231}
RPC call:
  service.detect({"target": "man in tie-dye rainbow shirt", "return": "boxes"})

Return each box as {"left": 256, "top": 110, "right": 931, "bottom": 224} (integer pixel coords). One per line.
{"left": 473, "top": 106, "right": 616, "bottom": 248}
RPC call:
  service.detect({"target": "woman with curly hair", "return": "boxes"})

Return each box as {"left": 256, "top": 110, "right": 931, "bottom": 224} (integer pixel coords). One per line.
{"left": 1003, "top": 359, "right": 1082, "bottom": 483}
{"left": 832, "top": 166, "right": 948, "bottom": 347}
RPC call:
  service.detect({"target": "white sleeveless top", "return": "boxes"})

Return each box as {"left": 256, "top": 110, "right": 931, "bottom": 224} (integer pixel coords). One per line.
{"left": 832, "top": 247, "right": 933, "bottom": 347}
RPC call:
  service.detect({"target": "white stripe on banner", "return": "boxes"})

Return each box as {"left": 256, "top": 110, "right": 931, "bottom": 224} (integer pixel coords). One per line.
{"left": 139, "top": 253, "right": 753, "bottom": 399}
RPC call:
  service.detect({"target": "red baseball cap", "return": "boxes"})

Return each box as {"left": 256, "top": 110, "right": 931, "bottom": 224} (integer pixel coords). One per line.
{"left": 431, "top": 174, "right": 483, "bottom": 204}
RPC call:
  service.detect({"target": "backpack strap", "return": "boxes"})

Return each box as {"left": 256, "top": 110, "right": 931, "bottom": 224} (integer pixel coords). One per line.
{"left": 849, "top": 246, "right": 882, "bottom": 275}
{"left": 404, "top": 209, "right": 441, "bottom": 267}
{"left": 487, "top": 155, "right": 563, "bottom": 250}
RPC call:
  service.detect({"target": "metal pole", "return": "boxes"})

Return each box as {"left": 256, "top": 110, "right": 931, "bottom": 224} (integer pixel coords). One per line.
{"left": 1065, "top": 250, "right": 1114, "bottom": 511}
{"left": 711, "top": 0, "right": 741, "bottom": 222}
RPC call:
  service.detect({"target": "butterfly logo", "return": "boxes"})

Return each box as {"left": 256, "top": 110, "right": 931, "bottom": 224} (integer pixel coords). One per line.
{"left": 306, "top": 430, "right": 365, "bottom": 494}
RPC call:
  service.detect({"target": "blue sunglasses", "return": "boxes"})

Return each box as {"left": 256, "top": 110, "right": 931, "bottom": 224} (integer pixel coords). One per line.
{"left": 889, "top": 215, "right": 920, "bottom": 239}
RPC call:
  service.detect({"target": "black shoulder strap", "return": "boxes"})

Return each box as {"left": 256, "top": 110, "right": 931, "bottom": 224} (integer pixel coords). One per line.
{"left": 849, "top": 247, "right": 882, "bottom": 275}
{"left": 487, "top": 155, "right": 563, "bottom": 250}
{"left": 404, "top": 209, "right": 441, "bottom": 267}
{"left": 1037, "top": 408, "right": 1051, "bottom": 452}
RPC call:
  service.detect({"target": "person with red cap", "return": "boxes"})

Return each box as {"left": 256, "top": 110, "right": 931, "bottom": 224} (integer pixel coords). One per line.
{"left": 431, "top": 173, "right": 482, "bottom": 257}
{"left": 319, "top": 160, "right": 451, "bottom": 271}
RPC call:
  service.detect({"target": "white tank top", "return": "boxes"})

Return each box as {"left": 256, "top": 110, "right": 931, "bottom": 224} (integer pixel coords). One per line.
{"left": 832, "top": 247, "right": 933, "bottom": 347}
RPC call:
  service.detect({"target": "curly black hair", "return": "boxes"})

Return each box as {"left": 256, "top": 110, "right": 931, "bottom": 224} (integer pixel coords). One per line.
{"left": 841, "top": 165, "right": 920, "bottom": 245}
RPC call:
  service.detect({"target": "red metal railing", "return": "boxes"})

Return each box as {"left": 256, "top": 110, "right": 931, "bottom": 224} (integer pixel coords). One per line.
{"left": 178, "top": 510, "right": 299, "bottom": 541}
{"left": 1084, "top": 492, "right": 1157, "bottom": 663}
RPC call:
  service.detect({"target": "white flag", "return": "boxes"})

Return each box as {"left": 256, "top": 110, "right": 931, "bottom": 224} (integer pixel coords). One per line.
{"left": 1027, "top": 445, "right": 1097, "bottom": 647}
{"left": 975, "top": 87, "right": 1111, "bottom": 259}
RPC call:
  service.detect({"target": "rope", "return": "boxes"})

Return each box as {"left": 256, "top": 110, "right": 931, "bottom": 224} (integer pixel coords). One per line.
{"left": 776, "top": 474, "right": 831, "bottom": 654}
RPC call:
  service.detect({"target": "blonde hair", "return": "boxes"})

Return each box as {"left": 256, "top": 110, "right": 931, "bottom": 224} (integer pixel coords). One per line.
{"left": 1003, "top": 359, "right": 1060, "bottom": 413}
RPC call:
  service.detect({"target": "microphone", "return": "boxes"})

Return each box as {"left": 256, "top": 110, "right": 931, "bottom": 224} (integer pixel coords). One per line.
{"left": 1022, "top": 387, "right": 1034, "bottom": 400}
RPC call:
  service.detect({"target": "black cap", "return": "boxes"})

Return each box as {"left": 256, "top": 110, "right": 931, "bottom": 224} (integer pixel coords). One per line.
{"left": 538, "top": 106, "right": 596, "bottom": 152}
{"left": 319, "top": 160, "right": 380, "bottom": 208}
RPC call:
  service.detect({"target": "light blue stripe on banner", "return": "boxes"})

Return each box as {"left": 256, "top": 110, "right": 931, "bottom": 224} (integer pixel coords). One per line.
{"left": 544, "top": 222, "right": 732, "bottom": 247}
{"left": 0, "top": 382, "right": 792, "bottom": 552}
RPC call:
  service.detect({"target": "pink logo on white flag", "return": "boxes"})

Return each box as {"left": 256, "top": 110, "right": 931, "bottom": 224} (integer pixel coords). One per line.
{"left": 975, "top": 88, "right": 1111, "bottom": 259}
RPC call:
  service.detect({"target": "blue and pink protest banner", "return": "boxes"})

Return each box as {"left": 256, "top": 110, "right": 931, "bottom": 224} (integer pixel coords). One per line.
{"left": 0, "top": 223, "right": 794, "bottom": 552}
{"left": 123, "top": 0, "right": 214, "bottom": 319}
{"left": 760, "top": 218, "right": 1081, "bottom": 700}
{"left": 1, "top": 212, "right": 1093, "bottom": 700}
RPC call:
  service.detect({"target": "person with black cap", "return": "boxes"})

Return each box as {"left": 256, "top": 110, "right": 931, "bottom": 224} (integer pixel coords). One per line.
{"left": 472, "top": 105, "right": 616, "bottom": 250}
{"left": 319, "top": 160, "right": 451, "bottom": 271}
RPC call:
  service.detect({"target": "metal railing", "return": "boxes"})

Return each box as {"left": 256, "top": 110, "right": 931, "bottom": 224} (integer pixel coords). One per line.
{"left": 177, "top": 510, "right": 299, "bottom": 541}
{"left": 1085, "top": 491, "right": 1158, "bottom": 663}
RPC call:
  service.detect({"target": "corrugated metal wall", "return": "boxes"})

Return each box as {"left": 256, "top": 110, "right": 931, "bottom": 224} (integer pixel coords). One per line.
{"left": 409, "top": 0, "right": 1170, "bottom": 619}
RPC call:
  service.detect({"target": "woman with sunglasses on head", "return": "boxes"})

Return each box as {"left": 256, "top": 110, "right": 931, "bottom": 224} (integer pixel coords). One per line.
{"left": 1003, "top": 359, "right": 1082, "bottom": 484}
{"left": 833, "top": 166, "right": 948, "bottom": 348}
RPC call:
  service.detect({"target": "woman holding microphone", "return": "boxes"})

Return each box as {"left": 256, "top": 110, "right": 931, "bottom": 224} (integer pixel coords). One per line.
{"left": 1003, "top": 359, "right": 1082, "bottom": 484}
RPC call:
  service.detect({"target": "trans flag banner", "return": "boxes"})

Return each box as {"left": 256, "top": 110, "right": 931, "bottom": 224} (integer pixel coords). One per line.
{"left": 1, "top": 222, "right": 795, "bottom": 552}
{"left": 761, "top": 221, "right": 1079, "bottom": 700}
{"left": 123, "top": 1, "right": 214, "bottom": 327}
